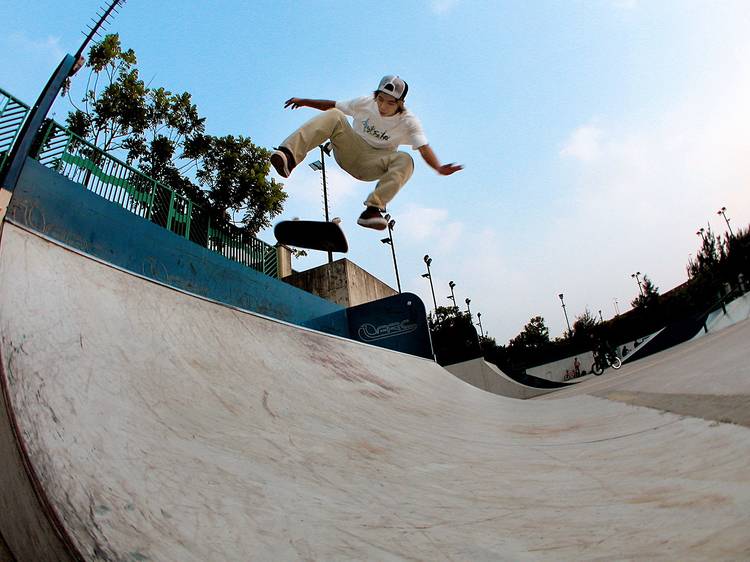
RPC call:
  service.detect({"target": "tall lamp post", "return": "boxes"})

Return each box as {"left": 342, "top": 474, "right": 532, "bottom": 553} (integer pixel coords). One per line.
{"left": 466, "top": 298, "right": 481, "bottom": 347}
{"left": 308, "top": 141, "right": 334, "bottom": 263}
{"left": 380, "top": 214, "right": 401, "bottom": 293}
{"left": 613, "top": 298, "right": 620, "bottom": 316}
{"left": 476, "top": 312, "right": 485, "bottom": 338}
{"left": 558, "top": 293, "right": 572, "bottom": 336}
{"left": 696, "top": 227, "right": 706, "bottom": 244}
{"left": 717, "top": 206, "right": 734, "bottom": 237}
{"left": 631, "top": 271, "right": 644, "bottom": 297}
{"left": 421, "top": 255, "right": 438, "bottom": 313}
{"left": 448, "top": 281, "right": 457, "bottom": 312}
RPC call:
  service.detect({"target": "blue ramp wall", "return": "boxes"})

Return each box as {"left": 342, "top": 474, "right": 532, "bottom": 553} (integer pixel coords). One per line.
{"left": 8, "top": 158, "right": 345, "bottom": 330}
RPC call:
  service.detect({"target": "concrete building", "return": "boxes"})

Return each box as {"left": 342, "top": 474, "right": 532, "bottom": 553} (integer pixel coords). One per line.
{"left": 279, "top": 247, "right": 397, "bottom": 306}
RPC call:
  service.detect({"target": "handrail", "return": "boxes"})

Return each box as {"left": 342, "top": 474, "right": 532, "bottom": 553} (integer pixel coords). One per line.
{"left": 0, "top": 87, "right": 30, "bottom": 110}
{"left": 696, "top": 282, "right": 746, "bottom": 331}
{"left": 0, "top": 88, "right": 31, "bottom": 174}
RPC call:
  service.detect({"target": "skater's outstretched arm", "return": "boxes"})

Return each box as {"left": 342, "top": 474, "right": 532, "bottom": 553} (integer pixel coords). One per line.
{"left": 284, "top": 98, "right": 336, "bottom": 111}
{"left": 418, "top": 145, "right": 463, "bottom": 176}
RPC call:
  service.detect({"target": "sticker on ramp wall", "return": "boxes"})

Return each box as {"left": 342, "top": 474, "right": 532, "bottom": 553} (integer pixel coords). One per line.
{"left": 357, "top": 320, "right": 418, "bottom": 342}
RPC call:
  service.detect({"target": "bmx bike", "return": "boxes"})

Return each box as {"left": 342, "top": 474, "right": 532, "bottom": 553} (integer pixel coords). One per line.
{"left": 591, "top": 351, "right": 622, "bottom": 376}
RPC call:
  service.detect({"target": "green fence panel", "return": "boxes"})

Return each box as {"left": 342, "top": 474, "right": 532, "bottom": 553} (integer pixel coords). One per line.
{"left": 0, "top": 88, "right": 31, "bottom": 173}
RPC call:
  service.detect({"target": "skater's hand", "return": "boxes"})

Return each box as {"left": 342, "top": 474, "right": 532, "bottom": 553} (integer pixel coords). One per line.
{"left": 284, "top": 98, "right": 336, "bottom": 111}
{"left": 284, "top": 98, "right": 305, "bottom": 109}
{"left": 418, "top": 145, "right": 463, "bottom": 176}
{"left": 437, "top": 163, "right": 463, "bottom": 176}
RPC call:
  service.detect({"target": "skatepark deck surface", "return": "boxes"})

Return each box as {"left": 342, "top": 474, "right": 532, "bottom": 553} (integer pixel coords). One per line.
{"left": 2, "top": 221, "right": 750, "bottom": 560}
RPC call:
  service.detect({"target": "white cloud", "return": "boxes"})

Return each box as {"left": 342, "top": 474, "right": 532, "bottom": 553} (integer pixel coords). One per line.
{"left": 6, "top": 32, "right": 65, "bottom": 63}
{"left": 560, "top": 123, "right": 603, "bottom": 162}
{"left": 272, "top": 158, "right": 361, "bottom": 217}
{"left": 397, "top": 204, "right": 464, "bottom": 251}
{"left": 612, "top": 0, "right": 638, "bottom": 9}
{"left": 431, "top": 0, "right": 459, "bottom": 15}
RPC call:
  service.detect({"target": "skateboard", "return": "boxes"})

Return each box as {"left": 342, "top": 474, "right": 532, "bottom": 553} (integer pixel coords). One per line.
{"left": 274, "top": 219, "right": 348, "bottom": 253}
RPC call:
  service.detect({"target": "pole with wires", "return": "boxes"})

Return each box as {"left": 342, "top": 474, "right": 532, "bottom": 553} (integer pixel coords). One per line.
{"left": 1, "top": 1, "right": 128, "bottom": 196}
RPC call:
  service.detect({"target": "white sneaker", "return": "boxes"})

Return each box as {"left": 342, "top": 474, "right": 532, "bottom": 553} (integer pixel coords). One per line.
{"left": 270, "top": 147, "right": 296, "bottom": 178}
{"left": 357, "top": 207, "right": 387, "bottom": 230}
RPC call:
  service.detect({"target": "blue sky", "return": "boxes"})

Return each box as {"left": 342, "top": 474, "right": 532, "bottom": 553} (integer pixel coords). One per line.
{"left": 3, "top": 0, "right": 750, "bottom": 343}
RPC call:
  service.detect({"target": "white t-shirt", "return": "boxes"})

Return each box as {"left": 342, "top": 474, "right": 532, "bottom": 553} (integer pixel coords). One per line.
{"left": 335, "top": 96, "right": 428, "bottom": 151}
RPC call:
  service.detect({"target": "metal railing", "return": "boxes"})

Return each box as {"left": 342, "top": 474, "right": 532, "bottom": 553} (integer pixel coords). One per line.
{"left": 0, "top": 88, "right": 31, "bottom": 173}
{"left": 32, "top": 119, "right": 278, "bottom": 277}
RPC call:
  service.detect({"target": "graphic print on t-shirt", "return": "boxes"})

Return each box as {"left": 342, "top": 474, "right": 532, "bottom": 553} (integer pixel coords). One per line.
{"left": 362, "top": 118, "right": 391, "bottom": 142}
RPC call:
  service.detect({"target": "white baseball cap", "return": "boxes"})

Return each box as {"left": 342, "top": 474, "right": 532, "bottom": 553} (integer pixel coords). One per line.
{"left": 377, "top": 75, "right": 408, "bottom": 100}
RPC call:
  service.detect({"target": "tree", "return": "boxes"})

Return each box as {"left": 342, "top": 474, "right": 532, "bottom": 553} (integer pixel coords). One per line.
{"left": 631, "top": 275, "right": 659, "bottom": 309}
{"left": 509, "top": 315, "right": 550, "bottom": 351}
{"left": 65, "top": 34, "right": 159, "bottom": 160}
{"left": 428, "top": 306, "right": 481, "bottom": 365}
{"left": 572, "top": 308, "right": 599, "bottom": 340}
{"left": 122, "top": 87, "right": 206, "bottom": 193}
{"left": 722, "top": 226, "right": 750, "bottom": 286}
{"left": 691, "top": 227, "right": 723, "bottom": 274}
{"left": 479, "top": 335, "right": 511, "bottom": 371}
{"left": 64, "top": 34, "right": 285, "bottom": 238}
{"left": 189, "top": 135, "right": 285, "bottom": 235}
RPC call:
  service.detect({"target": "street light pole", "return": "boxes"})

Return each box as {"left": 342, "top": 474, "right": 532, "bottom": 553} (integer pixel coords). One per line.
{"left": 717, "top": 206, "right": 734, "bottom": 237}
{"left": 448, "top": 281, "right": 457, "bottom": 312}
{"left": 558, "top": 293, "right": 572, "bottom": 336}
{"left": 308, "top": 142, "right": 334, "bottom": 263}
{"left": 319, "top": 144, "right": 330, "bottom": 224}
{"left": 381, "top": 214, "right": 401, "bottom": 293}
{"left": 422, "top": 255, "right": 438, "bottom": 313}
{"left": 477, "top": 312, "right": 485, "bottom": 338}
{"left": 466, "top": 297, "right": 481, "bottom": 347}
{"left": 631, "top": 271, "right": 644, "bottom": 297}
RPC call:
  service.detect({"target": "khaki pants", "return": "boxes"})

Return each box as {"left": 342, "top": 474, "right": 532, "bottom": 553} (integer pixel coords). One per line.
{"left": 280, "top": 109, "right": 414, "bottom": 210}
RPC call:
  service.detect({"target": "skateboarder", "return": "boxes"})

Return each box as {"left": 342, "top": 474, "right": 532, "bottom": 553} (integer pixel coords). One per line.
{"left": 270, "top": 75, "right": 462, "bottom": 230}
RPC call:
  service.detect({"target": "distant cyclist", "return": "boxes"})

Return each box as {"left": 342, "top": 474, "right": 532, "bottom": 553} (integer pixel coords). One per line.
{"left": 590, "top": 334, "right": 620, "bottom": 375}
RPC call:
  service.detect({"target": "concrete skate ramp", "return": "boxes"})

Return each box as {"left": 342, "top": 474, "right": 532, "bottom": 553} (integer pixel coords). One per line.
{"left": 698, "top": 291, "right": 750, "bottom": 336}
{"left": 2, "top": 222, "right": 750, "bottom": 561}
{"left": 445, "top": 358, "right": 564, "bottom": 398}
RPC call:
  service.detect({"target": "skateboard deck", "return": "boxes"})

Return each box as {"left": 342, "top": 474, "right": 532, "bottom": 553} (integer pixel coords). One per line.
{"left": 274, "top": 219, "right": 348, "bottom": 253}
